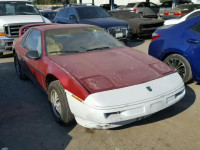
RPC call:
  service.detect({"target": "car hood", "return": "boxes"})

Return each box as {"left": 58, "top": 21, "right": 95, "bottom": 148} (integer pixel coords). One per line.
{"left": 80, "top": 17, "right": 128, "bottom": 28}
{"left": 48, "top": 47, "right": 175, "bottom": 93}
{"left": 0, "top": 15, "right": 44, "bottom": 26}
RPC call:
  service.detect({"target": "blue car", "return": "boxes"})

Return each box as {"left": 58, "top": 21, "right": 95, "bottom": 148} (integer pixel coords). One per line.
{"left": 149, "top": 16, "right": 200, "bottom": 83}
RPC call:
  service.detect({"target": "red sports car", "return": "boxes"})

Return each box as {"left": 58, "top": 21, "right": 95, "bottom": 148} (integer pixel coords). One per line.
{"left": 13, "top": 24, "right": 185, "bottom": 129}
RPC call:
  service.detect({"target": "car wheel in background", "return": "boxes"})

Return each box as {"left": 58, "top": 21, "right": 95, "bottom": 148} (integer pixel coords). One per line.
{"left": 0, "top": 52, "right": 3, "bottom": 58}
{"left": 48, "top": 80, "right": 74, "bottom": 125}
{"left": 14, "top": 53, "right": 27, "bottom": 80}
{"left": 164, "top": 54, "right": 193, "bottom": 83}
{"left": 138, "top": 12, "right": 143, "bottom": 18}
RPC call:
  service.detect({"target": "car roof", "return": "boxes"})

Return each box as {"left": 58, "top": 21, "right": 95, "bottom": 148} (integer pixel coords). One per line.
{"left": 160, "top": 16, "right": 200, "bottom": 32}
{"left": 32, "top": 24, "right": 95, "bottom": 31}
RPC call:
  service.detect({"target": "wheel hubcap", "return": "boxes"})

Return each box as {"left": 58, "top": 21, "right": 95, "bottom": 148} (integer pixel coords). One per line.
{"left": 51, "top": 90, "right": 62, "bottom": 117}
{"left": 166, "top": 58, "right": 186, "bottom": 79}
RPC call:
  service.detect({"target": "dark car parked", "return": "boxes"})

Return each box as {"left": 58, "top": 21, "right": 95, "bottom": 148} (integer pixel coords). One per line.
{"left": 109, "top": 10, "right": 164, "bottom": 36}
{"left": 41, "top": 11, "right": 57, "bottom": 23}
{"left": 54, "top": 5, "right": 130, "bottom": 40}
{"left": 100, "top": 3, "right": 119, "bottom": 11}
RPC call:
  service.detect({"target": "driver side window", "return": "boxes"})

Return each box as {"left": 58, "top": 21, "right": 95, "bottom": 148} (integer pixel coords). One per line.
{"left": 68, "top": 8, "right": 78, "bottom": 18}
{"left": 190, "top": 23, "right": 200, "bottom": 34}
{"left": 24, "top": 29, "right": 42, "bottom": 57}
{"left": 186, "top": 12, "right": 200, "bottom": 20}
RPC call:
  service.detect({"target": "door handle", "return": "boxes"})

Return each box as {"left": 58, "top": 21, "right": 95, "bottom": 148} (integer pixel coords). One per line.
{"left": 186, "top": 39, "right": 200, "bottom": 44}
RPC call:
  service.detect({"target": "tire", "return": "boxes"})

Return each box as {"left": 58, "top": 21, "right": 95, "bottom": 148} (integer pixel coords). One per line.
{"left": 14, "top": 53, "right": 27, "bottom": 80}
{"left": 164, "top": 54, "right": 193, "bottom": 83}
{"left": 138, "top": 12, "right": 143, "bottom": 18}
{"left": 0, "top": 52, "right": 3, "bottom": 58}
{"left": 48, "top": 80, "right": 74, "bottom": 125}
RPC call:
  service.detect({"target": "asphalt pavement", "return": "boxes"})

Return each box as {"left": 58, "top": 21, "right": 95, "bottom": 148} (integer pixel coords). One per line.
{"left": 0, "top": 39, "right": 200, "bottom": 150}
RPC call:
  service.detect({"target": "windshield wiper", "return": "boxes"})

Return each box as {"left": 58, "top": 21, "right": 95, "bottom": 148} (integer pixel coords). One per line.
{"left": 86, "top": 47, "right": 111, "bottom": 52}
{"left": 48, "top": 50, "right": 80, "bottom": 54}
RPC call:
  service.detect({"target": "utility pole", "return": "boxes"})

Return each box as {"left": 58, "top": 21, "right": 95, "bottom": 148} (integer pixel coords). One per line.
{"left": 110, "top": 0, "right": 114, "bottom": 10}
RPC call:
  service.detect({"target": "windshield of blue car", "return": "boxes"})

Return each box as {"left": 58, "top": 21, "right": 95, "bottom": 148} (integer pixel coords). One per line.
{"left": 75, "top": 7, "right": 111, "bottom": 19}
{"left": 0, "top": 1, "right": 40, "bottom": 16}
{"left": 45, "top": 27, "right": 123, "bottom": 55}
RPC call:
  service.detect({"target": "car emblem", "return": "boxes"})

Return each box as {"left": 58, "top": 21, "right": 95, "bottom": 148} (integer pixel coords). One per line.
{"left": 146, "top": 86, "right": 152, "bottom": 92}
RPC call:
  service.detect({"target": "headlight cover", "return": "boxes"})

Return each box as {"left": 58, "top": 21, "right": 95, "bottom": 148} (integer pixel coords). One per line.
{"left": 81, "top": 75, "right": 114, "bottom": 93}
{"left": 149, "top": 62, "right": 175, "bottom": 75}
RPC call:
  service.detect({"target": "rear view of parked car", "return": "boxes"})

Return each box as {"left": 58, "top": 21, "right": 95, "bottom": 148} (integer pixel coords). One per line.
{"left": 159, "top": 1, "right": 173, "bottom": 17}
{"left": 162, "top": 3, "right": 200, "bottom": 20}
{"left": 123, "top": 2, "right": 159, "bottom": 18}
{"left": 164, "top": 9, "right": 200, "bottom": 26}
{"left": 54, "top": 5, "right": 130, "bottom": 41}
{"left": 149, "top": 16, "right": 200, "bottom": 83}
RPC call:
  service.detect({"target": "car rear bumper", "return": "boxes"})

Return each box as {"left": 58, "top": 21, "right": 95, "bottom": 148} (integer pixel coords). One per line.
{"left": 66, "top": 73, "right": 185, "bottom": 129}
{"left": 0, "top": 36, "right": 14, "bottom": 52}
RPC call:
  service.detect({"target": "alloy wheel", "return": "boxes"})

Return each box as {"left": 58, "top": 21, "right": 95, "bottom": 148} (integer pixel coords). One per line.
{"left": 166, "top": 58, "right": 186, "bottom": 79}
{"left": 51, "top": 89, "right": 62, "bottom": 118}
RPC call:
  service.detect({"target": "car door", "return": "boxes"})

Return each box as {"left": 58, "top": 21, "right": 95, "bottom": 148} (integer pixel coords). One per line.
{"left": 138, "top": 2, "right": 156, "bottom": 16}
{"left": 22, "top": 29, "right": 46, "bottom": 88}
{"left": 184, "top": 23, "right": 200, "bottom": 70}
{"left": 137, "top": 3, "right": 146, "bottom": 15}
{"left": 18, "top": 29, "right": 36, "bottom": 80}
{"left": 68, "top": 8, "right": 79, "bottom": 24}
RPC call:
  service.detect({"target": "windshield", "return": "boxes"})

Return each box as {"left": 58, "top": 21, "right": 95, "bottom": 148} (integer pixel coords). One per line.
{"left": 0, "top": 1, "right": 40, "bottom": 16}
{"left": 126, "top": 3, "right": 136, "bottom": 7}
{"left": 75, "top": 7, "right": 111, "bottom": 19}
{"left": 45, "top": 27, "right": 123, "bottom": 55}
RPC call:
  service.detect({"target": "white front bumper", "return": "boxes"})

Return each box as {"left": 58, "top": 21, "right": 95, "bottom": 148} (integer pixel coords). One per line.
{"left": 66, "top": 73, "right": 185, "bottom": 129}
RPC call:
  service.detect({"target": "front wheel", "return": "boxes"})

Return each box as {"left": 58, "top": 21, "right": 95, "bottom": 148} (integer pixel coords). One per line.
{"left": 48, "top": 80, "right": 74, "bottom": 125}
{"left": 14, "top": 53, "right": 27, "bottom": 80}
{"left": 164, "top": 54, "right": 193, "bottom": 83}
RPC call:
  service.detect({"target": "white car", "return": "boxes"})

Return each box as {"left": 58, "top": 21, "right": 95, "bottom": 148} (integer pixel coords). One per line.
{"left": 0, "top": 0, "right": 51, "bottom": 57}
{"left": 164, "top": 9, "right": 200, "bottom": 25}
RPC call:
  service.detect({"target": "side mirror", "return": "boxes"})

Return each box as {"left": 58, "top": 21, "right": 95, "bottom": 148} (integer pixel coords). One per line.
{"left": 25, "top": 51, "right": 40, "bottom": 60}
{"left": 69, "top": 15, "right": 78, "bottom": 23}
